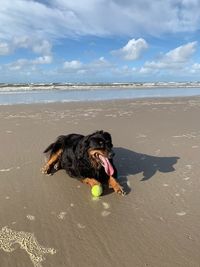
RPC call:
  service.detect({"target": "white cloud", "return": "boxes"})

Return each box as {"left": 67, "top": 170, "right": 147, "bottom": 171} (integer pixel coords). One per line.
{"left": 32, "top": 55, "right": 53, "bottom": 64}
{"left": 0, "top": 36, "right": 53, "bottom": 68}
{"left": 6, "top": 54, "right": 53, "bottom": 72}
{"left": 190, "top": 63, "right": 200, "bottom": 73}
{"left": 1, "top": 0, "right": 200, "bottom": 83}
{"left": 112, "top": 38, "right": 148, "bottom": 60}
{"left": 63, "top": 57, "right": 113, "bottom": 74}
{"left": 63, "top": 60, "right": 83, "bottom": 70}
{"left": 0, "top": 36, "right": 53, "bottom": 72}
{"left": 1, "top": 0, "right": 200, "bottom": 41}
{"left": 164, "top": 42, "right": 197, "bottom": 63}
{"left": 60, "top": 57, "right": 139, "bottom": 81}
{"left": 3, "top": 56, "right": 113, "bottom": 78}
{"left": 2, "top": 37, "right": 52, "bottom": 56}
{"left": 140, "top": 41, "right": 198, "bottom": 74}
{"left": 0, "top": 42, "right": 12, "bottom": 55}
{"left": 7, "top": 59, "right": 29, "bottom": 71}
{"left": 32, "top": 40, "right": 52, "bottom": 55}
{"left": 112, "top": 65, "right": 136, "bottom": 77}
{"left": 13, "top": 36, "right": 31, "bottom": 49}
{"left": 89, "top": 57, "right": 112, "bottom": 69}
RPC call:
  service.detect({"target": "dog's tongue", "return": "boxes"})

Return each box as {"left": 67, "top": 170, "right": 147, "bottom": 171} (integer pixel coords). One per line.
{"left": 99, "top": 155, "right": 114, "bottom": 176}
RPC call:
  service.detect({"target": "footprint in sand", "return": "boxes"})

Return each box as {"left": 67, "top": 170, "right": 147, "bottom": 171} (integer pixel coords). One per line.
{"left": 163, "top": 183, "right": 169, "bottom": 187}
{"left": 26, "top": 215, "right": 36, "bottom": 221}
{"left": 57, "top": 212, "right": 67, "bottom": 220}
{"left": 101, "top": 202, "right": 111, "bottom": 217}
{"left": 101, "top": 211, "right": 111, "bottom": 217}
{"left": 57, "top": 204, "right": 74, "bottom": 220}
{"left": 176, "top": 211, "right": 187, "bottom": 216}
{"left": 0, "top": 168, "right": 12, "bottom": 172}
{"left": 183, "top": 177, "right": 190, "bottom": 181}
{"left": 77, "top": 223, "right": 86, "bottom": 229}
{"left": 186, "top": 164, "right": 192, "bottom": 170}
{"left": 0, "top": 226, "right": 56, "bottom": 267}
{"left": 102, "top": 202, "right": 110, "bottom": 210}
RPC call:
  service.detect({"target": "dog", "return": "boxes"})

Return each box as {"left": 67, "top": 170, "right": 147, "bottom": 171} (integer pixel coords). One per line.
{"left": 42, "top": 130, "right": 125, "bottom": 195}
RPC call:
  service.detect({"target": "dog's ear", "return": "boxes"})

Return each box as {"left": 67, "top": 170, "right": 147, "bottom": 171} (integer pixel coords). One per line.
{"left": 77, "top": 136, "right": 90, "bottom": 159}
{"left": 103, "top": 131, "right": 113, "bottom": 147}
{"left": 94, "top": 130, "right": 113, "bottom": 147}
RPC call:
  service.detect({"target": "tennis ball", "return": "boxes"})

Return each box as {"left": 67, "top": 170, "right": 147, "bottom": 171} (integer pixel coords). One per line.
{"left": 91, "top": 184, "right": 103, "bottom": 197}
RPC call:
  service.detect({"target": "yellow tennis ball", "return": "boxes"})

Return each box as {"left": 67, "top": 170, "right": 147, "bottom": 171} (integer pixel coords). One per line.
{"left": 91, "top": 184, "right": 103, "bottom": 197}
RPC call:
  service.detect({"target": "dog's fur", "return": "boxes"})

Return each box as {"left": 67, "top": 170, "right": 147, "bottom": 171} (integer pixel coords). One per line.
{"left": 42, "top": 130, "right": 124, "bottom": 195}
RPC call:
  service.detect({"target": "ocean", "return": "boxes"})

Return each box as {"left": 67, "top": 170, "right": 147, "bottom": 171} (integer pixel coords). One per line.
{"left": 1, "top": 85, "right": 200, "bottom": 105}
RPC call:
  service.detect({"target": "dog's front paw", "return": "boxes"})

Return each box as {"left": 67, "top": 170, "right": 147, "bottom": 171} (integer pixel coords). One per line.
{"left": 113, "top": 184, "right": 126, "bottom": 196}
{"left": 41, "top": 165, "right": 50, "bottom": 175}
{"left": 109, "top": 177, "right": 126, "bottom": 196}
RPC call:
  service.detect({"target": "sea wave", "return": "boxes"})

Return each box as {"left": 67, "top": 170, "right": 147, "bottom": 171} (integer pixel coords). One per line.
{"left": 1, "top": 82, "right": 200, "bottom": 92}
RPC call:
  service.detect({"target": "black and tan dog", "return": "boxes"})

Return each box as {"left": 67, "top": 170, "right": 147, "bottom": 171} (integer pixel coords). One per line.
{"left": 42, "top": 130, "right": 125, "bottom": 195}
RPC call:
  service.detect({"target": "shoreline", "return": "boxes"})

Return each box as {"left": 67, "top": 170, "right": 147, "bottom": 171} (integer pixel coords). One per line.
{"left": 1, "top": 94, "right": 200, "bottom": 108}
{"left": 0, "top": 94, "right": 200, "bottom": 108}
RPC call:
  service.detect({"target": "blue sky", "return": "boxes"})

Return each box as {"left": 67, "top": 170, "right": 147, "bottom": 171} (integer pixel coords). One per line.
{"left": 1, "top": 0, "right": 200, "bottom": 83}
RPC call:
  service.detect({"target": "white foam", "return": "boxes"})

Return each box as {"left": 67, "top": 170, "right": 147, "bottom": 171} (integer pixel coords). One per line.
{"left": 0, "top": 226, "right": 56, "bottom": 267}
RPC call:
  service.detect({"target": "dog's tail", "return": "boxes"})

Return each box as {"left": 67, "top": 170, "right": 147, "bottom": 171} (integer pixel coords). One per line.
{"left": 43, "top": 135, "right": 65, "bottom": 154}
{"left": 43, "top": 143, "right": 55, "bottom": 153}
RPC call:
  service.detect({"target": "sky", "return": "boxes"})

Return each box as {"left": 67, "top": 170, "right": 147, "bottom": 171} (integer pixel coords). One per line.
{"left": 1, "top": 0, "right": 200, "bottom": 83}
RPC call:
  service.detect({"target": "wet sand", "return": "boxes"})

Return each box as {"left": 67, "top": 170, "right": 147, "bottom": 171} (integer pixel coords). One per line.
{"left": 0, "top": 97, "right": 200, "bottom": 267}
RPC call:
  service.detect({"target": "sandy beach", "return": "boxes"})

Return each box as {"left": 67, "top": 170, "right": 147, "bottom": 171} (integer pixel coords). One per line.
{"left": 0, "top": 97, "right": 200, "bottom": 267}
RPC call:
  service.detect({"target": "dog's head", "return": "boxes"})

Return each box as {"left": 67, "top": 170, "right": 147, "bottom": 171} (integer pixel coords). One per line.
{"left": 78, "top": 130, "right": 115, "bottom": 175}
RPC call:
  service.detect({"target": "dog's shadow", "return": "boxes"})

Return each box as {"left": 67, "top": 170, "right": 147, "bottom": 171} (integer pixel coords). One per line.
{"left": 113, "top": 147, "right": 180, "bottom": 194}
